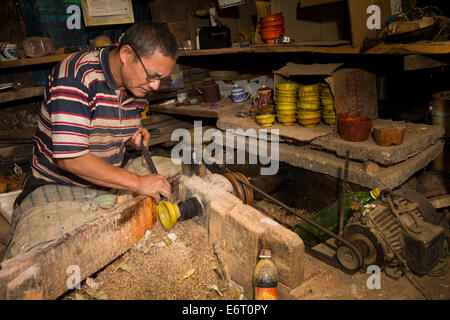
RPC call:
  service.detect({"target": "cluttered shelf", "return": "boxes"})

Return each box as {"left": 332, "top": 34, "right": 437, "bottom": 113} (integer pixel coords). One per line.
{"left": 0, "top": 86, "right": 44, "bottom": 104}
{"left": 1, "top": 41, "right": 449, "bottom": 70}
{"left": 0, "top": 53, "right": 71, "bottom": 69}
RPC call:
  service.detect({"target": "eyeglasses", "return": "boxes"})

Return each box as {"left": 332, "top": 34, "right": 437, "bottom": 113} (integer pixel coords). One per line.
{"left": 128, "top": 45, "right": 169, "bottom": 83}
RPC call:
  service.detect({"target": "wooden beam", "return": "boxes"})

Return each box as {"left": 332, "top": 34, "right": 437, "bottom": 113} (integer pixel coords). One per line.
{"left": 404, "top": 55, "right": 450, "bottom": 71}
{"left": 0, "top": 87, "right": 44, "bottom": 104}
{"left": 0, "top": 54, "right": 71, "bottom": 69}
{"left": 0, "top": 195, "right": 155, "bottom": 300}
{"left": 149, "top": 98, "right": 246, "bottom": 119}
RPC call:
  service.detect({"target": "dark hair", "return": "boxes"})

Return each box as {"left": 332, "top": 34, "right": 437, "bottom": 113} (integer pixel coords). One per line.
{"left": 119, "top": 22, "right": 179, "bottom": 60}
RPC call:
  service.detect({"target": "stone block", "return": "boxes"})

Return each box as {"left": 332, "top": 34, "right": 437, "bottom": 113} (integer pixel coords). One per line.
{"left": 262, "top": 223, "right": 305, "bottom": 288}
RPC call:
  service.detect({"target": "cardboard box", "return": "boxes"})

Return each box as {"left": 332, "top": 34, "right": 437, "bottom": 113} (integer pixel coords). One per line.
{"left": 273, "top": 63, "right": 378, "bottom": 119}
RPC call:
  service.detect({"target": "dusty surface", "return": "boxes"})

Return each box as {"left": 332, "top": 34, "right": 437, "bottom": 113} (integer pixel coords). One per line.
{"left": 311, "top": 119, "right": 445, "bottom": 165}
{"left": 62, "top": 219, "right": 243, "bottom": 300}
{"left": 216, "top": 114, "right": 334, "bottom": 142}
{"left": 61, "top": 199, "right": 449, "bottom": 300}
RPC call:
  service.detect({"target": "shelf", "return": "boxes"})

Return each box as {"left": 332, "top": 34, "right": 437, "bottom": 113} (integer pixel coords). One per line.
{"left": 179, "top": 41, "right": 450, "bottom": 56}
{"left": 0, "top": 86, "right": 44, "bottom": 104}
{"left": 0, "top": 41, "right": 448, "bottom": 70}
{"left": 0, "top": 53, "right": 71, "bottom": 69}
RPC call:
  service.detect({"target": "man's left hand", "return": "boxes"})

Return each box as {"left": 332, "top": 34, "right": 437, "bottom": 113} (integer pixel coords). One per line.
{"left": 129, "top": 128, "right": 150, "bottom": 150}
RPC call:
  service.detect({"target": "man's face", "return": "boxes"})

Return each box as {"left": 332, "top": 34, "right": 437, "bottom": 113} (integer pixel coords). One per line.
{"left": 120, "top": 45, "right": 176, "bottom": 97}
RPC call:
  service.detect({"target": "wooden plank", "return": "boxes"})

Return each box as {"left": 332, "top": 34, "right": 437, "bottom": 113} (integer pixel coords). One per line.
{"left": 404, "top": 55, "right": 450, "bottom": 71}
{"left": 178, "top": 42, "right": 450, "bottom": 56}
{"left": 152, "top": 122, "right": 194, "bottom": 136}
{"left": 142, "top": 119, "right": 181, "bottom": 130}
{"left": 0, "top": 195, "right": 154, "bottom": 300}
{"left": 149, "top": 98, "right": 246, "bottom": 118}
{"left": 0, "top": 54, "right": 71, "bottom": 69}
{"left": 142, "top": 114, "right": 175, "bottom": 125}
{"left": 429, "top": 194, "right": 450, "bottom": 210}
{"left": 0, "top": 87, "right": 44, "bottom": 104}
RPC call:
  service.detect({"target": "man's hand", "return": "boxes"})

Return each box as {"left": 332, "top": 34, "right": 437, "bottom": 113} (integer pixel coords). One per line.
{"left": 129, "top": 128, "right": 151, "bottom": 150}
{"left": 136, "top": 174, "right": 171, "bottom": 203}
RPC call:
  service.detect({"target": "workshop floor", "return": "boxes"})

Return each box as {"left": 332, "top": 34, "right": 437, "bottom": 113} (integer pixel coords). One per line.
{"left": 61, "top": 216, "right": 449, "bottom": 300}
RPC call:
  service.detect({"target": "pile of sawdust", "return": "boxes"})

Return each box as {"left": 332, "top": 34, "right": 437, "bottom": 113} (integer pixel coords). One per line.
{"left": 62, "top": 219, "right": 242, "bottom": 300}
{"left": 253, "top": 199, "right": 308, "bottom": 228}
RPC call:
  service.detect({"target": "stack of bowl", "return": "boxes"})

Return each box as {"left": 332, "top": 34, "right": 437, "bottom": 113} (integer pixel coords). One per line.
{"left": 297, "top": 84, "right": 321, "bottom": 128}
{"left": 260, "top": 13, "right": 284, "bottom": 44}
{"left": 255, "top": 113, "right": 276, "bottom": 127}
{"left": 275, "top": 83, "right": 298, "bottom": 125}
{"left": 320, "top": 83, "right": 336, "bottom": 127}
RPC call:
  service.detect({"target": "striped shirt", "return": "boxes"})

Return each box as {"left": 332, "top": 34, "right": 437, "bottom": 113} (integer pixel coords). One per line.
{"left": 32, "top": 46, "right": 147, "bottom": 186}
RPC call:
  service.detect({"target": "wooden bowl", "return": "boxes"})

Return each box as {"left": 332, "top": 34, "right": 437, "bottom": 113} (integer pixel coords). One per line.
{"left": 261, "top": 19, "right": 284, "bottom": 28}
{"left": 260, "top": 29, "right": 284, "bottom": 40}
{"left": 372, "top": 123, "right": 406, "bottom": 146}
{"left": 338, "top": 113, "right": 373, "bottom": 142}
{"left": 260, "top": 12, "right": 283, "bottom": 23}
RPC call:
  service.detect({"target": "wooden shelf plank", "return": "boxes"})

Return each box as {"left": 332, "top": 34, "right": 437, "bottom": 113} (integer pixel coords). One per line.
{"left": 0, "top": 54, "right": 71, "bottom": 69}
{"left": 0, "top": 41, "right": 448, "bottom": 70}
{"left": 179, "top": 41, "right": 450, "bottom": 56}
{"left": 0, "top": 86, "right": 44, "bottom": 104}
{"left": 150, "top": 98, "right": 246, "bottom": 118}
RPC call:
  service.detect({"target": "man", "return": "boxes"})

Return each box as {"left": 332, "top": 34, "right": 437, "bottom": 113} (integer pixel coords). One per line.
{"left": 3, "top": 22, "right": 179, "bottom": 260}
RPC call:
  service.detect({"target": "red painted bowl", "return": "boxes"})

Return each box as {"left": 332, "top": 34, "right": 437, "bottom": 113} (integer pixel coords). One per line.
{"left": 338, "top": 113, "right": 373, "bottom": 142}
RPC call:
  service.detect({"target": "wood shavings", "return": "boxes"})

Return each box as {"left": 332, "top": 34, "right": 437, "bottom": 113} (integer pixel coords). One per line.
{"left": 183, "top": 268, "right": 196, "bottom": 279}
{"left": 207, "top": 284, "right": 222, "bottom": 297}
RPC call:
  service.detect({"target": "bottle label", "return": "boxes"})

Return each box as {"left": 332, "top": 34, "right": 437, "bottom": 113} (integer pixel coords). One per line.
{"left": 255, "top": 287, "right": 277, "bottom": 300}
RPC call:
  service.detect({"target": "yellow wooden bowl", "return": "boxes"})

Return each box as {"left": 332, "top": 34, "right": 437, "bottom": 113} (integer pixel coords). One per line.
{"left": 299, "top": 95, "right": 320, "bottom": 103}
{"left": 256, "top": 114, "right": 275, "bottom": 121}
{"left": 277, "top": 96, "right": 297, "bottom": 103}
{"left": 297, "top": 110, "right": 321, "bottom": 119}
{"left": 298, "top": 102, "right": 320, "bottom": 110}
{"left": 299, "top": 84, "right": 320, "bottom": 94}
{"left": 277, "top": 110, "right": 296, "bottom": 116}
{"left": 276, "top": 93, "right": 297, "bottom": 99}
{"left": 297, "top": 117, "right": 321, "bottom": 128}
{"left": 322, "top": 104, "right": 335, "bottom": 112}
{"left": 321, "top": 97, "right": 334, "bottom": 105}
{"left": 276, "top": 83, "right": 299, "bottom": 91}
{"left": 278, "top": 114, "right": 296, "bottom": 120}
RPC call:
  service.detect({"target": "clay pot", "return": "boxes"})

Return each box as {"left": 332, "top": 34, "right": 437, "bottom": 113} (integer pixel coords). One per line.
{"left": 260, "top": 29, "right": 284, "bottom": 40}
{"left": 201, "top": 79, "right": 221, "bottom": 103}
{"left": 372, "top": 123, "right": 406, "bottom": 146}
{"left": 338, "top": 113, "right": 373, "bottom": 142}
{"left": 260, "top": 12, "right": 283, "bottom": 23}
{"left": 261, "top": 19, "right": 284, "bottom": 28}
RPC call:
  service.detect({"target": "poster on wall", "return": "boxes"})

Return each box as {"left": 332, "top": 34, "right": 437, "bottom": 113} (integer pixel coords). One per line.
{"left": 81, "top": 0, "right": 134, "bottom": 26}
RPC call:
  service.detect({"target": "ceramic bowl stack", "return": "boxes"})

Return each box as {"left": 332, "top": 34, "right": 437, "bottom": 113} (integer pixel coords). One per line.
{"left": 260, "top": 13, "right": 285, "bottom": 44}
{"left": 320, "top": 83, "right": 336, "bottom": 127}
{"left": 297, "top": 84, "right": 321, "bottom": 128}
{"left": 275, "top": 83, "right": 298, "bottom": 125}
{"left": 255, "top": 113, "right": 276, "bottom": 127}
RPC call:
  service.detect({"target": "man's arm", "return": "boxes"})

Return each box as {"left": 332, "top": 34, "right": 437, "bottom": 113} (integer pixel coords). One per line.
{"left": 56, "top": 153, "right": 171, "bottom": 202}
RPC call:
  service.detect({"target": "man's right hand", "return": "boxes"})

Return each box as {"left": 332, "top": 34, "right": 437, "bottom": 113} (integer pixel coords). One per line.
{"left": 136, "top": 174, "right": 171, "bottom": 203}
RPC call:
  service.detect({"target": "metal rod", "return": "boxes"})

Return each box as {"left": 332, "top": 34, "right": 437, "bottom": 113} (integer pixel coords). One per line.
{"left": 231, "top": 174, "right": 363, "bottom": 269}
{"left": 339, "top": 151, "right": 350, "bottom": 235}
